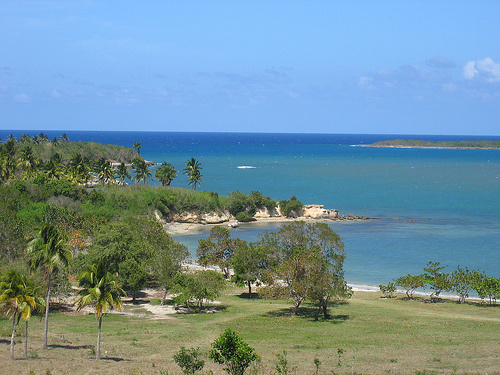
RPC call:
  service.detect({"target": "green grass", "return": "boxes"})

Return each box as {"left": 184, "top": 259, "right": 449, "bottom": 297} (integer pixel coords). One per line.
{"left": 1, "top": 286, "right": 499, "bottom": 374}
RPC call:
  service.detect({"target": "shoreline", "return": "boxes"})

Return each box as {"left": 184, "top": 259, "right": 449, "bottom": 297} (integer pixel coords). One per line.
{"left": 165, "top": 215, "right": 371, "bottom": 235}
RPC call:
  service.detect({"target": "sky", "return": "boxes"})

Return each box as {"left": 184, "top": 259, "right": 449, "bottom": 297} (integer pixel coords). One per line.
{"left": 1, "top": 1, "right": 499, "bottom": 135}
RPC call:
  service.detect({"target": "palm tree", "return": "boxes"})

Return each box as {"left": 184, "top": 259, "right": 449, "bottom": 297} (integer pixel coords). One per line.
{"left": 132, "top": 158, "right": 152, "bottom": 184}
{"left": 0, "top": 270, "right": 45, "bottom": 360}
{"left": 26, "top": 224, "right": 72, "bottom": 350}
{"left": 74, "top": 263, "right": 125, "bottom": 360}
{"left": 95, "top": 157, "right": 114, "bottom": 184}
{"left": 115, "top": 162, "right": 130, "bottom": 184}
{"left": 184, "top": 157, "right": 203, "bottom": 190}
{"left": 44, "top": 153, "right": 64, "bottom": 180}
{"left": 17, "top": 146, "right": 38, "bottom": 180}
{"left": 59, "top": 133, "right": 69, "bottom": 143}
{"left": 133, "top": 141, "right": 142, "bottom": 155}
{"left": 155, "top": 162, "right": 178, "bottom": 186}
{"left": 66, "top": 153, "right": 91, "bottom": 185}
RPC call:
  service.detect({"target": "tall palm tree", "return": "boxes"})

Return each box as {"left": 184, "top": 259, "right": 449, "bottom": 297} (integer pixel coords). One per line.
{"left": 59, "top": 133, "right": 69, "bottom": 143}
{"left": 17, "top": 146, "right": 39, "bottom": 180}
{"left": 132, "top": 158, "right": 152, "bottom": 184}
{"left": 67, "top": 153, "right": 91, "bottom": 185}
{"left": 184, "top": 157, "right": 203, "bottom": 190}
{"left": 0, "top": 270, "right": 45, "bottom": 360}
{"left": 95, "top": 157, "right": 114, "bottom": 184}
{"left": 155, "top": 162, "right": 178, "bottom": 186}
{"left": 26, "top": 224, "right": 72, "bottom": 350}
{"left": 44, "top": 153, "right": 64, "bottom": 180}
{"left": 74, "top": 263, "right": 125, "bottom": 360}
{"left": 115, "top": 162, "right": 130, "bottom": 184}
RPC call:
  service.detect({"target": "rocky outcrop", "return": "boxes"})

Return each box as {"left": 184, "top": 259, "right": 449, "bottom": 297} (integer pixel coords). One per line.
{"left": 254, "top": 206, "right": 281, "bottom": 218}
{"left": 170, "top": 211, "right": 230, "bottom": 224}
{"left": 302, "top": 204, "right": 339, "bottom": 219}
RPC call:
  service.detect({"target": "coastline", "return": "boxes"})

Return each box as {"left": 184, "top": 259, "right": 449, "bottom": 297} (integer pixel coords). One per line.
{"left": 354, "top": 144, "right": 500, "bottom": 150}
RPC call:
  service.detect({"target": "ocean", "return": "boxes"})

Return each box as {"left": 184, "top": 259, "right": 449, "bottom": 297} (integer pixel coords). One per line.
{"left": 2, "top": 130, "right": 499, "bottom": 288}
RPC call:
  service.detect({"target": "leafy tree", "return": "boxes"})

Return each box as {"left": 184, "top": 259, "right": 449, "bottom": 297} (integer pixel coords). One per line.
{"left": 173, "top": 270, "right": 226, "bottom": 311}
{"left": 209, "top": 328, "right": 259, "bottom": 375}
{"left": 450, "top": 266, "right": 482, "bottom": 303}
{"left": 225, "top": 191, "right": 256, "bottom": 222}
{"left": 249, "top": 190, "right": 277, "bottom": 211}
{"left": 74, "top": 262, "right": 125, "bottom": 360}
{"left": 395, "top": 274, "right": 424, "bottom": 299}
{"left": 422, "top": 261, "right": 451, "bottom": 301}
{"left": 184, "top": 157, "right": 203, "bottom": 190}
{"left": 152, "top": 239, "right": 189, "bottom": 304}
{"left": 258, "top": 222, "right": 348, "bottom": 315}
{"left": 197, "top": 226, "right": 242, "bottom": 279}
{"left": 474, "top": 275, "right": 500, "bottom": 305}
{"left": 118, "top": 258, "right": 148, "bottom": 304}
{"left": 231, "top": 242, "right": 269, "bottom": 296}
{"left": 133, "top": 141, "right": 142, "bottom": 154}
{"left": 155, "top": 162, "right": 178, "bottom": 186}
{"left": 174, "top": 346, "right": 205, "bottom": 374}
{"left": 0, "top": 270, "right": 45, "bottom": 360}
{"left": 26, "top": 223, "right": 72, "bottom": 349}
{"left": 379, "top": 282, "right": 397, "bottom": 298}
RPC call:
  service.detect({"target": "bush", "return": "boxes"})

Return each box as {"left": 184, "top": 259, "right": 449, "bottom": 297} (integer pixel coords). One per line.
{"left": 174, "top": 347, "right": 205, "bottom": 374}
{"left": 226, "top": 191, "right": 256, "bottom": 219}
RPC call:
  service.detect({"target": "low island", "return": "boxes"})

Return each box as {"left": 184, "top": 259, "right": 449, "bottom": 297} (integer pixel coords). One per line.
{"left": 358, "top": 139, "right": 500, "bottom": 149}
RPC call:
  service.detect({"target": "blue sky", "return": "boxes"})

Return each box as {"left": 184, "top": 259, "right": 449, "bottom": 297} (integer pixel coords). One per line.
{"left": 1, "top": 1, "right": 499, "bottom": 135}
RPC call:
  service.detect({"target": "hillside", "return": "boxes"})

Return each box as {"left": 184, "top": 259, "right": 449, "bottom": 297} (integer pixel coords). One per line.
{"left": 363, "top": 139, "right": 500, "bottom": 149}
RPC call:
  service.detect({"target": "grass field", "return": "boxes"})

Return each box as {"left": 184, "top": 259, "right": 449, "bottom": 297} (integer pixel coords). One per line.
{"left": 1, "top": 286, "right": 499, "bottom": 375}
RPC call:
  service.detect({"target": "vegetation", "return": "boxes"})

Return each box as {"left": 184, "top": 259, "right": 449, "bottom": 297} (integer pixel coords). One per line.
{"left": 278, "top": 195, "right": 304, "bottom": 217}
{"left": 74, "top": 262, "right": 125, "bottom": 360}
{"left": 367, "top": 139, "right": 500, "bottom": 149}
{"left": 184, "top": 157, "right": 203, "bottom": 190}
{"left": 174, "top": 346, "right": 205, "bottom": 374}
{"left": 209, "top": 328, "right": 259, "bottom": 375}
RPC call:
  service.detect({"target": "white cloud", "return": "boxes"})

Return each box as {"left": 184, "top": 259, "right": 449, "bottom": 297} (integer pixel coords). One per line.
{"left": 14, "top": 92, "right": 31, "bottom": 103}
{"left": 463, "top": 58, "right": 500, "bottom": 82}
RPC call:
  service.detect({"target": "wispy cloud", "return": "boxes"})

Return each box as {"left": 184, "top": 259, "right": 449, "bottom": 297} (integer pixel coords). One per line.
{"left": 14, "top": 92, "right": 31, "bottom": 103}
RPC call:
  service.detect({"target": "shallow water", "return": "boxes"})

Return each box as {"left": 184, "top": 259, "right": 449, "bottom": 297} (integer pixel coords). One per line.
{"left": 3, "top": 130, "right": 499, "bottom": 286}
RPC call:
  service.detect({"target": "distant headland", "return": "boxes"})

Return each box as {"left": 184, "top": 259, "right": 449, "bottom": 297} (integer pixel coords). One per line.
{"left": 357, "top": 139, "right": 500, "bottom": 149}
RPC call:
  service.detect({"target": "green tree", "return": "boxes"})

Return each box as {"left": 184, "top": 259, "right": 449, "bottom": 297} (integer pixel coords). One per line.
{"left": 74, "top": 262, "right": 125, "bottom": 360}
{"left": 209, "top": 328, "right": 259, "bottom": 375}
{"left": 26, "top": 223, "right": 72, "bottom": 349}
{"left": 279, "top": 196, "right": 304, "bottom": 217}
{"left": 155, "top": 162, "right": 178, "bottom": 186}
{"left": 115, "top": 161, "right": 130, "bottom": 184}
{"left": 231, "top": 242, "right": 269, "bottom": 297}
{"left": 95, "top": 157, "right": 114, "bottom": 184}
{"left": 474, "top": 275, "right": 500, "bottom": 305}
{"left": 17, "top": 146, "right": 39, "bottom": 180}
{"left": 395, "top": 274, "right": 424, "bottom": 299}
{"left": 422, "top": 261, "right": 451, "bottom": 301}
{"left": 258, "top": 221, "right": 348, "bottom": 315}
{"left": 450, "top": 266, "right": 482, "bottom": 303}
{"left": 118, "top": 258, "right": 148, "bottom": 304}
{"left": 184, "top": 157, "right": 203, "bottom": 190}
{"left": 132, "top": 158, "right": 152, "bottom": 184}
{"left": 66, "top": 153, "right": 91, "bottom": 185}
{"left": 133, "top": 141, "right": 142, "bottom": 155}
{"left": 152, "top": 239, "right": 189, "bottom": 304}
{"left": 0, "top": 270, "right": 45, "bottom": 360}
{"left": 173, "top": 270, "right": 226, "bottom": 311}
{"left": 197, "top": 226, "right": 242, "bottom": 279}
{"left": 174, "top": 346, "right": 205, "bottom": 374}
{"left": 59, "top": 133, "right": 69, "bottom": 143}
{"left": 44, "top": 153, "right": 64, "bottom": 180}
{"left": 379, "top": 282, "right": 397, "bottom": 298}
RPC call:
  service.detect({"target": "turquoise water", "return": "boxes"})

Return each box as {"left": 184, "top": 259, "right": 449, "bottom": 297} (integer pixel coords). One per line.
{"left": 3, "top": 131, "right": 499, "bottom": 286}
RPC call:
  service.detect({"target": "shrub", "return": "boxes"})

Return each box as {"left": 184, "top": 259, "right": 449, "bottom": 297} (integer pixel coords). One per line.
{"left": 279, "top": 196, "right": 303, "bottom": 217}
{"left": 174, "top": 347, "right": 205, "bottom": 375}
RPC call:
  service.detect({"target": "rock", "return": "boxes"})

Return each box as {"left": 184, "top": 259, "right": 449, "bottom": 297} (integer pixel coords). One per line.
{"left": 254, "top": 206, "right": 280, "bottom": 218}
{"left": 302, "top": 204, "right": 339, "bottom": 219}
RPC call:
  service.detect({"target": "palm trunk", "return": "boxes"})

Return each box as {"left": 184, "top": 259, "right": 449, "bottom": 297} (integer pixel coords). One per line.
{"left": 10, "top": 312, "right": 17, "bottom": 360}
{"left": 43, "top": 272, "right": 52, "bottom": 350}
{"left": 96, "top": 315, "right": 102, "bottom": 360}
{"left": 24, "top": 320, "right": 28, "bottom": 359}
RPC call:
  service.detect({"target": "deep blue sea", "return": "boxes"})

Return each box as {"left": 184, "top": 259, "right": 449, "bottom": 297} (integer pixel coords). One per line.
{"left": 3, "top": 130, "right": 499, "bottom": 288}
